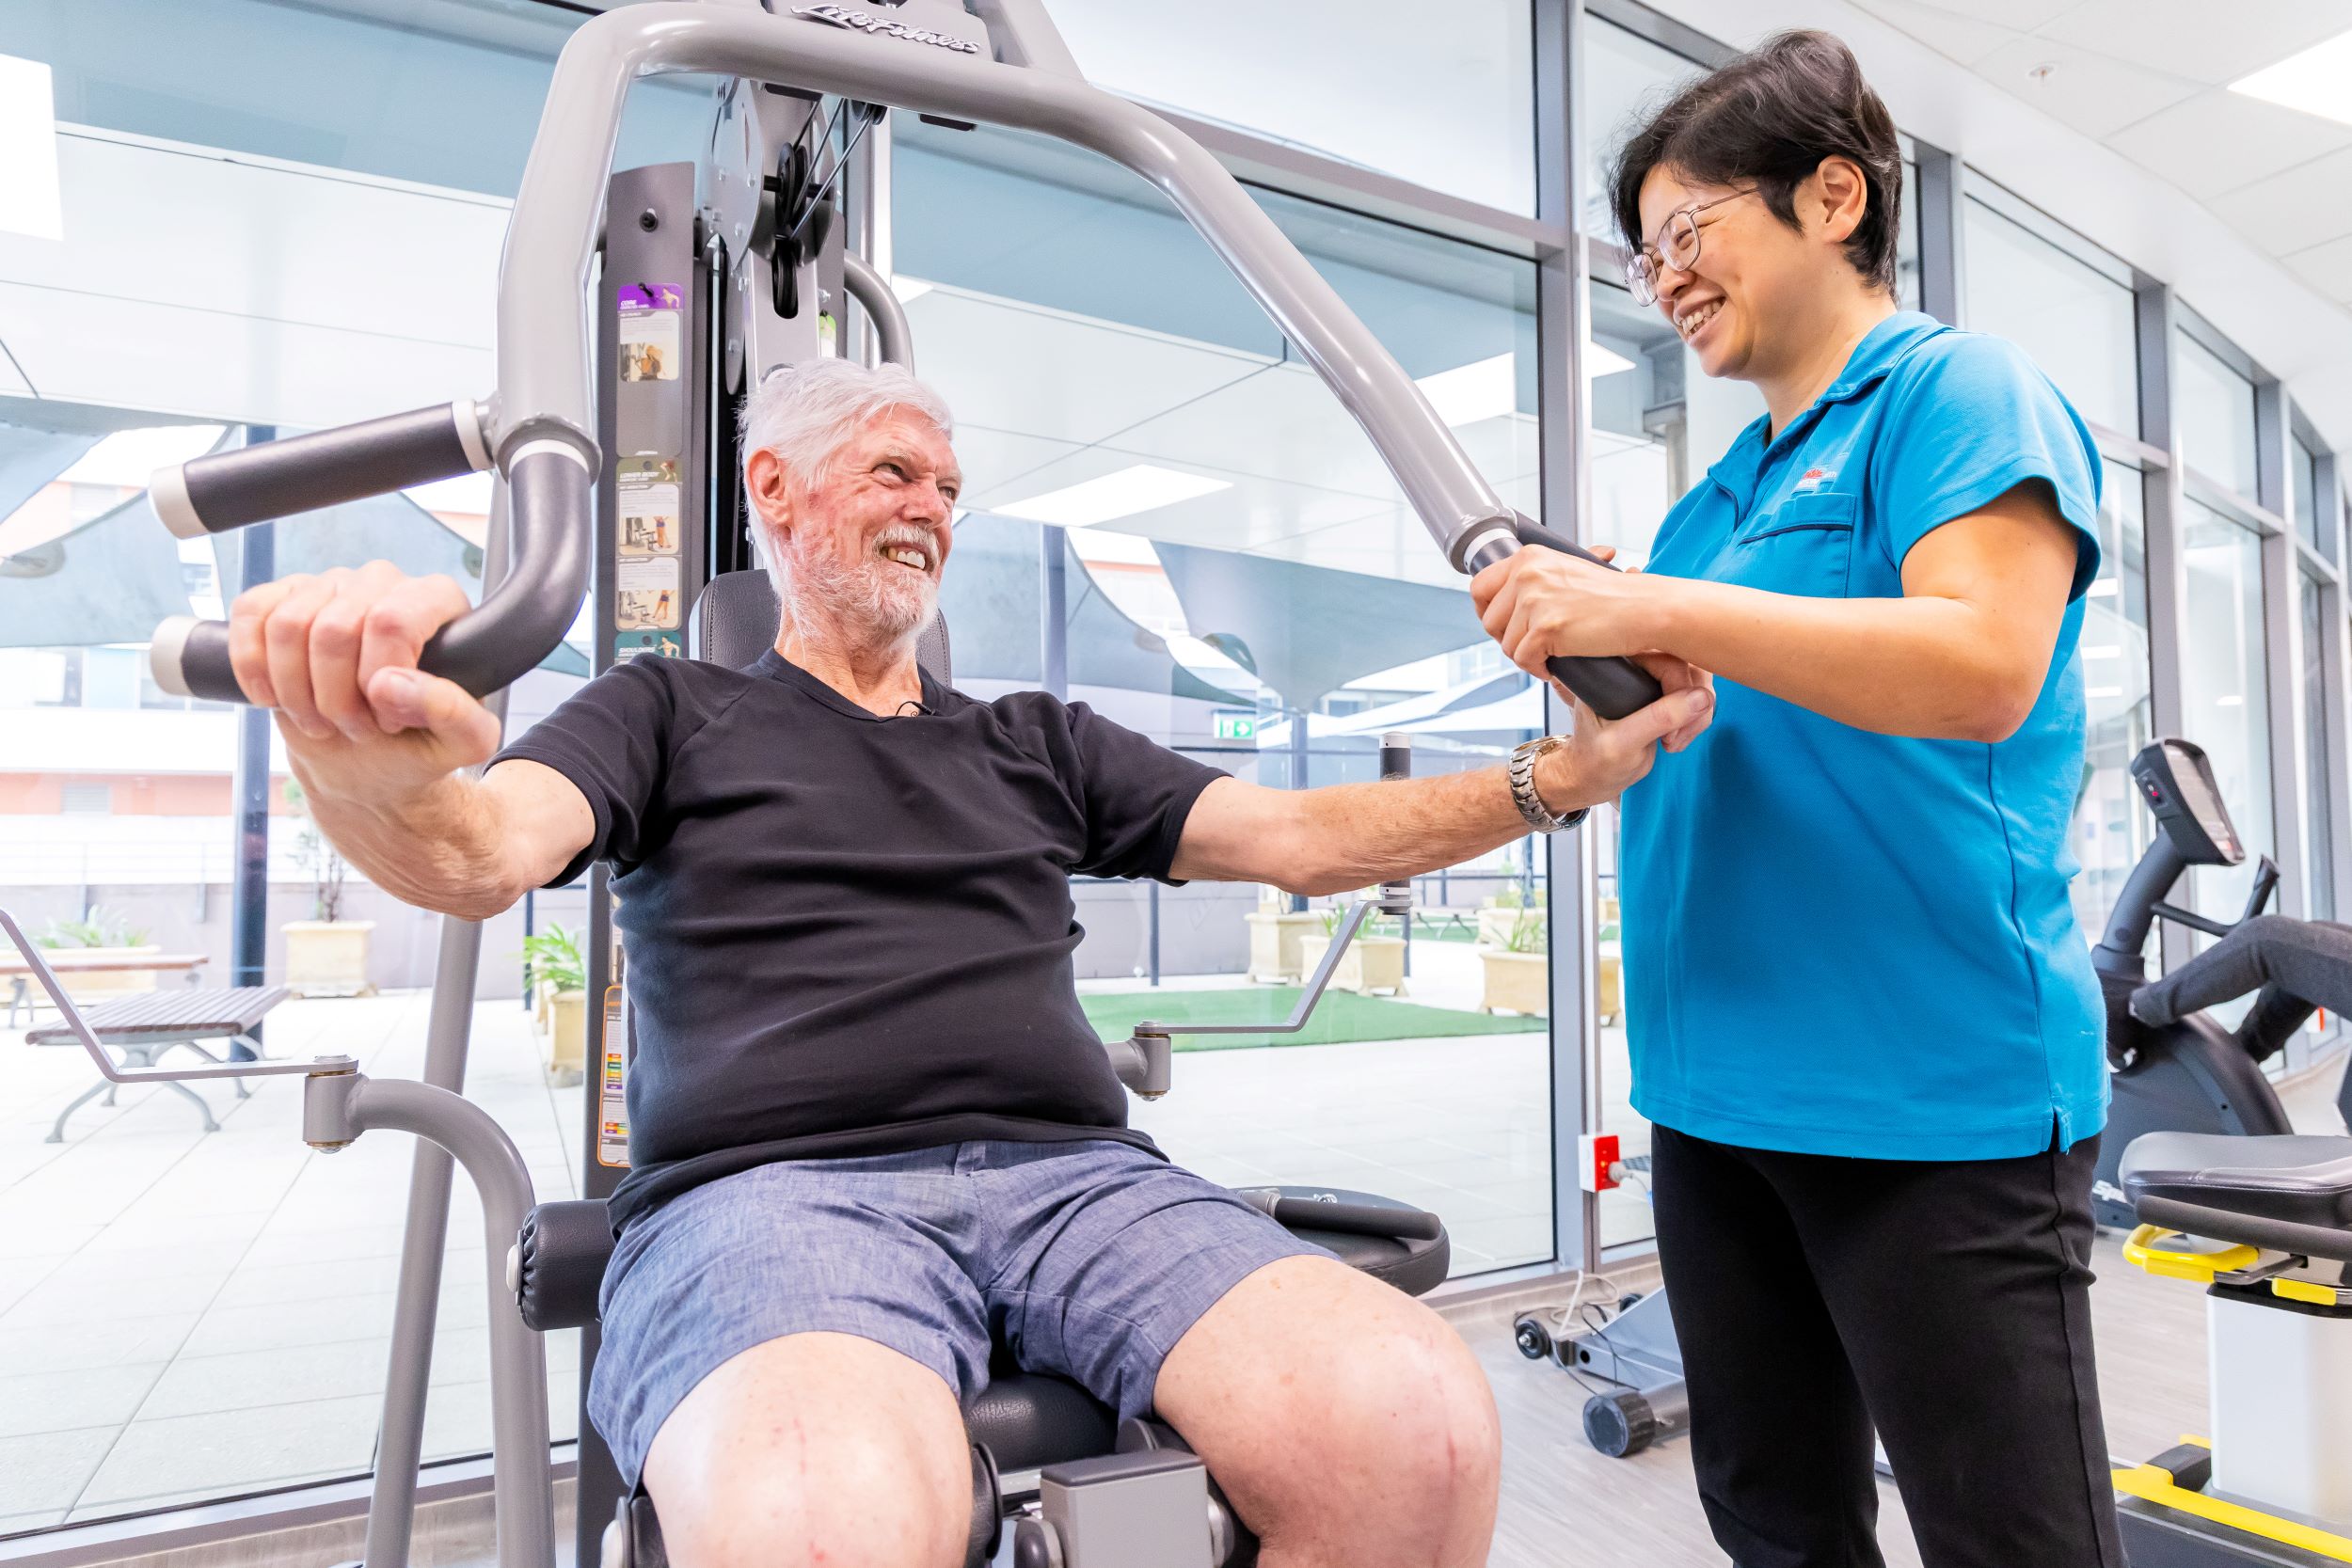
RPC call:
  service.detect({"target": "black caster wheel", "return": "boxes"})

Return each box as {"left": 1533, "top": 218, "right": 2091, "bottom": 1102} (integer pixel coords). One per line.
{"left": 1513, "top": 1314, "right": 1553, "bottom": 1360}
{"left": 1583, "top": 1389, "right": 1659, "bottom": 1458}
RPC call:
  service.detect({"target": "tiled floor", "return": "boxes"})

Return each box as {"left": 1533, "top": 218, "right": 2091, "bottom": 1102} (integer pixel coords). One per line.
{"left": 2, "top": 952, "right": 1551, "bottom": 1534}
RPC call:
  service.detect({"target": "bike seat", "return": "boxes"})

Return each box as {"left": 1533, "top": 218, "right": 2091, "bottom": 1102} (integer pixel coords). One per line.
{"left": 2122, "top": 1132, "right": 2352, "bottom": 1232}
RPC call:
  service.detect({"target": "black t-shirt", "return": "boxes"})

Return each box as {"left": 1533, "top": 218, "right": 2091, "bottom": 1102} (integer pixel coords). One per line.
{"left": 493, "top": 652, "right": 1226, "bottom": 1230}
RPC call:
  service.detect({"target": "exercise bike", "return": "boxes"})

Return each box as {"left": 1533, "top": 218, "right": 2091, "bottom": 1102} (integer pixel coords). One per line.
{"left": 2093, "top": 739, "right": 2352, "bottom": 1228}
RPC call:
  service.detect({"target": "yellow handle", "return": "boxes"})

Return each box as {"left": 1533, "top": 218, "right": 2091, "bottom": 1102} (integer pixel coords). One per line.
{"left": 2122, "top": 1224, "right": 2261, "bottom": 1282}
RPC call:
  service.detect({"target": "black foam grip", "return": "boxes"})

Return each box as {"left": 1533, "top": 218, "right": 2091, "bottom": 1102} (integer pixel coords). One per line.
{"left": 167, "top": 450, "right": 594, "bottom": 707}
{"left": 1263, "top": 1195, "right": 1444, "bottom": 1242}
{"left": 181, "top": 404, "right": 477, "bottom": 533}
{"left": 1507, "top": 517, "right": 1664, "bottom": 721}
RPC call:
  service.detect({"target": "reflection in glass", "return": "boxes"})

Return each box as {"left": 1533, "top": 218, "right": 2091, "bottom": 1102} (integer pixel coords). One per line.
{"left": 1961, "top": 197, "right": 2137, "bottom": 437}
{"left": 2068, "top": 461, "right": 2154, "bottom": 943}
{"left": 2176, "top": 332, "right": 2261, "bottom": 502}
{"left": 2181, "top": 500, "right": 2273, "bottom": 927}
{"left": 896, "top": 122, "right": 1555, "bottom": 1276}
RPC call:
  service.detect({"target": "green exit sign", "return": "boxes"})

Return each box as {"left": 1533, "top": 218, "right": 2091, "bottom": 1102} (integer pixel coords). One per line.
{"left": 1213, "top": 711, "right": 1258, "bottom": 741}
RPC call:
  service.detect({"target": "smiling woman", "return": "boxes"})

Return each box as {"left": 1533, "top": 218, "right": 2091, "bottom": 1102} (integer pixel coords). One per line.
{"left": 1468, "top": 27, "right": 2131, "bottom": 1568}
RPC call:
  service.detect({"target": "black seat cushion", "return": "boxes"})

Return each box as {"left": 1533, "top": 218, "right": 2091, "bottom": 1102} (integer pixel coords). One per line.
{"left": 690, "top": 567, "right": 950, "bottom": 681}
{"left": 966, "top": 1372, "right": 1118, "bottom": 1472}
{"left": 2122, "top": 1132, "right": 2352, "bottom": 1231}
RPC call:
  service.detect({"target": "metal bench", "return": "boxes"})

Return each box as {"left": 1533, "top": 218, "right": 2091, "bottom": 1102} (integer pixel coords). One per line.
{"left": 28, "top": 985, "right": 288, "bottom": 1142}
{"left": 3, "top": 950, "right": 208, "bottom": 1026}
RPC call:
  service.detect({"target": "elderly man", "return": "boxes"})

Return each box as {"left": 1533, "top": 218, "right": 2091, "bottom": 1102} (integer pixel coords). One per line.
{"left": 232, "top": 358, "right": 1710, "bottom": 1568}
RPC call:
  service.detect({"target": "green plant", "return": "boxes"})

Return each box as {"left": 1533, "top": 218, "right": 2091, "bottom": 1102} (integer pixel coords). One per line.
{"left": 520, "top": 925, "right": 588, "bottom": 994}
{"left": 37, "top": 907, "right": 150, "bottom": 950}
{"left": 1502, "top": 908, "right": 1547, "bottom": 955}
{"left": 284, "top": 778, "right": 350, "bottom": 923}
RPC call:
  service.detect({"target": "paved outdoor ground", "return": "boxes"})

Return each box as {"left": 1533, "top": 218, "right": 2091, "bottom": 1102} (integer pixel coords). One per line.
{"left": 0, "top": 945, "right": 1552, "bottom": 1533}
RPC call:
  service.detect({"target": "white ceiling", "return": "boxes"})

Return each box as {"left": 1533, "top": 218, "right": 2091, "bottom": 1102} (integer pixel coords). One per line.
{"left": 1843, "top": 1, "right": 2352, "bottom": 306}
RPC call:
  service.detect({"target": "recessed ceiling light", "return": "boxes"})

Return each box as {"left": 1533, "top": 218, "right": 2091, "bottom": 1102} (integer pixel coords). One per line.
{"left": 1417, "top": 344, "right": 1638, "bottom": 426}
{"left": 2230, "top": 28, "right": 2352, "bottom": 127}
{"left": 1418, "top": 354, "right": 1518, "bottom": 425}
{"left": 995, "top": 464, "right": 1232, "bottom": 526}
{"left": 0, "top": 54, "right": 63, "bottom": 242}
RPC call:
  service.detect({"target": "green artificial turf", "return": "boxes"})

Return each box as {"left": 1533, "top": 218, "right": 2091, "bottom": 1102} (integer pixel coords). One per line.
{"left": 1079, "top": 985, "right": 1544, "bottom": 1052}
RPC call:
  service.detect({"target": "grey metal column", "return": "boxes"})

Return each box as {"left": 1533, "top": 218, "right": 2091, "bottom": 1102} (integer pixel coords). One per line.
{"left": 2321, "top": 454, "right": 2352, "bottom": 922}
{"left": 227, "top": 426, "right": 277, "bottom": 1046}
{"left": 361, "top": 486, "right": 516, "bottom": 1568}
{"left": 1041, "top": 525, "right": 1068, "bottom": 699}
{"left": 2136, "top": 280, "right": 2193, "bottom": 973}
{"left": 1914, "top": 141, "right": 1964, "bottom": 328}
{"left": 1541, "top": 0, "right": 1599, "bottom": 1273}
{"left": 2256, "top": 377, "right": 2305, "bottom": 926}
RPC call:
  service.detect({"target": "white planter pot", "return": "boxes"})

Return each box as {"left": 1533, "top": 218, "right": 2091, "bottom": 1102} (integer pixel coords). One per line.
{"left": 1245, "top": 910, "right": 1325, "bottom": 984}
{"left": 282, "top": 920, "right": 376, "bottom": 998}
{"left": 1480, "top": 948, "right": 1550, "bottom": 1017}
{"left": 1295, "top": 933, "right": 1407, "bottom": 997}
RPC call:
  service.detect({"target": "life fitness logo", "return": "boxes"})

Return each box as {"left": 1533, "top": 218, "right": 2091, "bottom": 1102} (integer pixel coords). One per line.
{"left": 793, "top": 2, "right": 981, "bottom": 53}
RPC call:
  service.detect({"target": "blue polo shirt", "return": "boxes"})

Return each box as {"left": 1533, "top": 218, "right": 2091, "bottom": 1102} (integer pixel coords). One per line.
{"left": 1624, "top": 311, "right": 2106, "bottom": 1161}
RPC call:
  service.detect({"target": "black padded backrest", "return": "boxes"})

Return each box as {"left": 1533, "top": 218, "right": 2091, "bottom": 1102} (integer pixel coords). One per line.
{"left": 688, "top": 568, "right": 951, "bottom": 683}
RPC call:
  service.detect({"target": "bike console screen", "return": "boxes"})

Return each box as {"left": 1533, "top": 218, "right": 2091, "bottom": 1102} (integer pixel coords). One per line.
{"left": 2131, "top": 739, "right": 2242, "bottom": 866}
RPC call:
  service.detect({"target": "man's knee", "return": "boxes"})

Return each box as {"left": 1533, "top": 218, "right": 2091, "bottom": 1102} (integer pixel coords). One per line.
{"left": 1158, "top": 1259, "right": 1500, "bottom": 1559}
{"left": 642, "top": 1332, "right": 971, "bottom": 1568}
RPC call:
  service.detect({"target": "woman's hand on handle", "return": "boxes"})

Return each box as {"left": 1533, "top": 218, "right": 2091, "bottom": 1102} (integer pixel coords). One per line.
{"left": 1470, "top": 544, "right": 1677, "bottom": 672}
{"left": 227, "top": 561, "right": 501, "bottom": 803}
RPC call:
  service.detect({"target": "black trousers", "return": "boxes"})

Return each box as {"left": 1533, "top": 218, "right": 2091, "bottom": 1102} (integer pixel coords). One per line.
{"left": 1649, "top": 1123, "right": 2125, "bottom": 1568}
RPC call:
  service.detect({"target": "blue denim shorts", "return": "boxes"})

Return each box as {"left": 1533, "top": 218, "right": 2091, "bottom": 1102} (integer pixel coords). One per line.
{"left": 589, "top": 1139, "right": 1325, "bottom": 1484}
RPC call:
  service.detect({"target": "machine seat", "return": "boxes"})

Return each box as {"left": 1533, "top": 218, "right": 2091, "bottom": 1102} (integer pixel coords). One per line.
{"left": 2121, "top": 1132, "right": 2352, "bottom": 1232}
{"left": 516, "top": 1184, "right": 1449, "bottom": 1467}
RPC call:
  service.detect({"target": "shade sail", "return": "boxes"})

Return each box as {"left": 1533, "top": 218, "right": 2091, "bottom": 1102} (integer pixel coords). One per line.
{"left": 1153, "top": 542, "right": 1483, "bottom": 710}
{"left": 943, "top": 513, "right": 1249, "bottom": 704}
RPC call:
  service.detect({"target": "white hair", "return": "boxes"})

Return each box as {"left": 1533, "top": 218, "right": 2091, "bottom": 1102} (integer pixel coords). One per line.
{"left": 739, "top": 356, "right": 955, "bottom": 615}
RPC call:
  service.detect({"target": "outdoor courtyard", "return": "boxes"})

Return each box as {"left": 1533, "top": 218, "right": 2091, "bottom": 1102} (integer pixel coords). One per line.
{"left": 0, "top": 937, "right": 1581, "bottom": 1533}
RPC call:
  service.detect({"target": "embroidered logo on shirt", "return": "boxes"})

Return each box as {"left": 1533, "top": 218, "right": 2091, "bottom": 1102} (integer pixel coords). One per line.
{"left": 1794, "top": 467, "right": 1837, "bottom": 493}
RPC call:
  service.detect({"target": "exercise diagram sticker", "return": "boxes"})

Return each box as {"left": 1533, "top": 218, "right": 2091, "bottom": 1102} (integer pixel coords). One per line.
{"left": 618, "top": 282, "right": 682, "bottom": 383}
{"left": 618, "top": 457, "right": 681, "bottom": 559}
{"left": 617, "top": 555, "right": 680, "bottom": 630}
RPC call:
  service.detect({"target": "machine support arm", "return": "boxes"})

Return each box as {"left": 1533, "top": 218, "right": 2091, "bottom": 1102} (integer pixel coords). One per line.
{"left": 143, "top": 3, "right": 1657, "bottom": 718}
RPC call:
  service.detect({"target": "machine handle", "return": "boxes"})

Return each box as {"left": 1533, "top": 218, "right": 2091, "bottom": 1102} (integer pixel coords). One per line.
{"left": 151, "top": 445, "right": 595, "bottom": 705}
{"left": 1482, "top": 515, "right": 1665, "bottom": 721}
{"left": 1233, "top": 1188, "right": 1445, "bottom": 1243}
{"left": 2133, "top": 1193, "right": 2352, "bottom": 1266}
{"left": 151, "top": 401, "right": 492, "bottom": 540}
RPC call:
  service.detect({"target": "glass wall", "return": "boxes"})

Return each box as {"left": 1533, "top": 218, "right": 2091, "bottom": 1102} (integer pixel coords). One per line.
{"left": 0, "top": 0, "right": 709, "bottom": 1531}
{"left": 2070, "top": 461, "right": 2156, "bottom": 941}
{"left": 2303, "top": 571, "right": 2336, "bottom": 924}
{"left": 1044, "top": 0, "right": 1535, "bottom": 215}
{"left": 2180, "top": 500, "right": 2274, "bottom": 924}
{"left": 1961, "top": 193, "right": 2139, "bottom": 436}
{"left": 2177, "top": 330, "right": 2262, "bottom": 501}
{"left": 893, "top": 120, "right": 1554, "bottom": 1276}
{"left": 2293, "top": 434, "right": 2325, "bottom": 557}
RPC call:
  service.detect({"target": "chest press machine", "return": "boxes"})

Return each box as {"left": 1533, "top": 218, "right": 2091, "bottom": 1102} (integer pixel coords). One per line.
{"left": 57, "top": 3, "right": 1673, "bottom": 1565}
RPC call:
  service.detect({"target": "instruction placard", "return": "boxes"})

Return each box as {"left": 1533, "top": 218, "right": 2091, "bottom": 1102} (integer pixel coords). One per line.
{"left": 616, "top": 555, "right": 680, "bottom": 630}
{"left": 617, "top": 283, "right": 683, "bottom": 384}
{"left": 596, "top": 984, "right": 631, "bottom": 1168}
{"left": 618, "top": 456, "right": 682, "bottom": 559}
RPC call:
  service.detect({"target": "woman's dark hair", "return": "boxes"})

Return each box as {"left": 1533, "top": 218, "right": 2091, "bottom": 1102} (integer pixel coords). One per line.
{"left": 1608, "top": 31, "right": 1902, "bottom": 293}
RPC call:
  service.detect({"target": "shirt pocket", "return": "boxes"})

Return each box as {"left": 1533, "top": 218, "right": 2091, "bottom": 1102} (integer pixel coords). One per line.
{"left": 1724, "top": 491, "right": 1858, "bottom": 597}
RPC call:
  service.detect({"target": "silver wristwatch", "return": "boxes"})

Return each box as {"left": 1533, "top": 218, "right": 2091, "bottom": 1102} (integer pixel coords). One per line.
{"left": 1509, "top": 736, "right": 1588, "bottom": 833}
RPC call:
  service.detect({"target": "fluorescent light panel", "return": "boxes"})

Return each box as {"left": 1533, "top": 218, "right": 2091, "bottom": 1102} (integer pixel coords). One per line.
{"left": 1417, "top": 343, "right": 1640, "bottom": 427}
{"left": 2230, "top": 29, "right": 2352, "bottom": 126}
{"left": 0, "top": 55, "right": 62, "bottom": 242}
{"left": 995, "top": 464, "right": 1232, "bottom": 526}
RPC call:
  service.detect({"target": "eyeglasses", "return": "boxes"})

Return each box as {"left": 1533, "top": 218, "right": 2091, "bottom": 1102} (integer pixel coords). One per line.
{"left": 1625, "top": 192, "right": 1750, "bottom": 306}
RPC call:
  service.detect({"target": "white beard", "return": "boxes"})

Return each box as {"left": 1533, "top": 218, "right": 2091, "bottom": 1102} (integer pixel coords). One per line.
{"left": 779, "top": 533, "right": 937, "bottom": 642}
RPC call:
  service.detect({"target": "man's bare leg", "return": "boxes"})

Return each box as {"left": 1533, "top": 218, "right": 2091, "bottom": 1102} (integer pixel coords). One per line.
{"left": 1152, "top": 1256, "right": 1502, "bottom": 1568}
{"left": 644, "top": 1331, "right": 972, "bottom": 1568}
